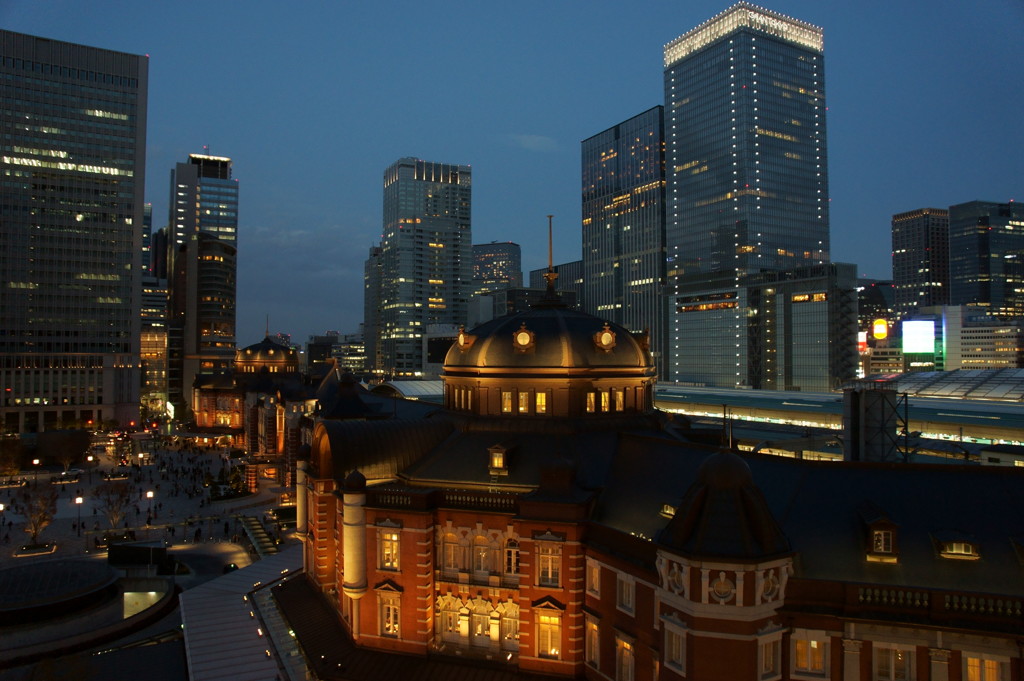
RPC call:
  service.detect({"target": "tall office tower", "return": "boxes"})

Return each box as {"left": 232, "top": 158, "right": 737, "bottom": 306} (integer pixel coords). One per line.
{"left": 472, "top": 241, "right": 523, "bottom": 295}
{"left": 374, "top": 158, "right": 471, "bottom": 378}
{"left": 166, "top": 154, "right": 239, "bottom": 416}
{"left": 140, "top": 275, "right": 168, "bottom": 419}
{"left": 0, "top": 30, "right": 147, "bottom": 434}
{"left": 581, "top": 106, "right": 667, "bottom": 377}
{"left": 949, "top": 200, "right": 1024, "bottom": 321}
{"left": 141, "top": 203, "right": 153, "bottom": 273}
{"left": 891, "top": 208, "right": 949, "bottom": 319}
{"left": 363, "top": 245, "right": 383, "bottom": 378}
{"left": 663, "top": 3, "right": 830, "bottom": 386}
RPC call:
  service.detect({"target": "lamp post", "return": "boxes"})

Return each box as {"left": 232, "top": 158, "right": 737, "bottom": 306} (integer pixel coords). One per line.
{"left": 32, "top": 458, "right": 40, "bottom": 484}
{"left": 86, "top": 455, "right": 94, "bottom": 482}
{"left": 146, "top": 490, "right": 154, "bottom": 515}
{"left": 75, "top": 496, "right": 83, "bottom": 536}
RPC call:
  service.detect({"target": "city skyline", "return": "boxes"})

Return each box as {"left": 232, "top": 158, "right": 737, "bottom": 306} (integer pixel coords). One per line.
{"left": 2, "top": 0, "right": 1021, "bottom": 344}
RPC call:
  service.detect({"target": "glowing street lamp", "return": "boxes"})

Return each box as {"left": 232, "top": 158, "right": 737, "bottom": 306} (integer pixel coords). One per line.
{"left": 32, "top": 458, "right": 40, "bottom": 483}
{"left": 146, "top": 490, "right": 154, "bottom": 516}
{"left": 75, "top": 496, "right": 83, "bottom": 536}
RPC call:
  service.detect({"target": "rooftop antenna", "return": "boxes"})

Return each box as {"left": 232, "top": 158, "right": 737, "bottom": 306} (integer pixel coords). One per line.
{"left": 265, "top": 314, "right": 269, "bottom": 338}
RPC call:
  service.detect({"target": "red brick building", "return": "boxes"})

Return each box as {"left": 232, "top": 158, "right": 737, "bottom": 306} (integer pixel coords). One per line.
{"left": 298, "top": 293, "right": 1024, "bottom": 680}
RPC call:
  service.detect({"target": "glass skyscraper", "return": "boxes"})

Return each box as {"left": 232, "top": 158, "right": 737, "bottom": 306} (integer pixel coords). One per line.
{"left": 664, "top": 3, "right": 833, "bottom": 387}
{"left": 370, "top": 158, "right": 471, "bottom": 378}
{"left": 581, "top": 106, "right": 666, "bottom": 377}
{"left": 891, "top": 208, "right": 949, "bottom": 319}
{"left": 166, "top": 154, "right": 239, "bottom": 414}
{"left": 948, "top": 200, "right": 1024, "bottom": 320}
{"left": 472, "top": 241, "right": 522, "bottom": 296}
{"left": 0, "top": 30, "right": 147, "bottom": 433}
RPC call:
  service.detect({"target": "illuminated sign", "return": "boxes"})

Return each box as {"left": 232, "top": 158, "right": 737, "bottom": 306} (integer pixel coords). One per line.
{"left": 902, "top": 320, "right": 935, "bottom": 354}
{"left": 858, "top": 331, "right": 867, "bottom": 353}
{"left": 872, "top": 319, "right": 888, "bottom": 340}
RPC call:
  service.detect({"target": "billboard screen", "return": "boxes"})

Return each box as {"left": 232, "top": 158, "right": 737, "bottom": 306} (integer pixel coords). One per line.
{"left": 902, "top": 320, "right": 935, "bottom": 354}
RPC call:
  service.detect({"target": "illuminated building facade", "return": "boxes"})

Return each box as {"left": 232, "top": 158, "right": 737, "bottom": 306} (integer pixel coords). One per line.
{"left": 892, "top": 208, "right": 949, "bottom": 319}
{"left": 166, "top": 154, "right": 239, "bottom": 415}
{"left": 293, "top": 291, "right": 1024, "bottom": 680}
{"left": 0, "top": 30, "right": 147, "bottom": 433}
{"left": 371, "top": 158, "right": 471, "bottom": 378}
{"left": 949, "top": 200, "right": 1024, "bottom": 321}
{"left": 472, "top": 241, "right": 522, "bottom": 295}
{"left": 140, "top": 275, "right": 168, "bottom": 419}
{"left": 581, "top": 106, "right": 667, "bottom": 377}
{"left": 664, "top": 3, "right": 830, "bottom": 385}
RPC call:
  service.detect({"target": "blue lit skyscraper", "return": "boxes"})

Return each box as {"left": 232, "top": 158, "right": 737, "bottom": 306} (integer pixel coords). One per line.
{"left": 369, "top": 158, "right": 471, "bottom": 378}
{"left": 664, "top": 3, "right": 834, "bottom": 388}
{"left": 166, "top": 154, "right": 239, "bottom": 414}
{"left": 581, "top": 106, "right": 666, "bottom": 377}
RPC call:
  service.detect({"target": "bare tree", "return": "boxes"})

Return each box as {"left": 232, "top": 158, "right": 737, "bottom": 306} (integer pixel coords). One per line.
{"left": 24, "top": 487, "right": 58, "bottom": 545}
{"left": 93, "top": 481, "right": 133, "bottom": 529}
{"left": 0, "top": 438, "right": 22, "bottom": 478}
{"left": 39, "top": 429, "right": 90, "bottom": 472}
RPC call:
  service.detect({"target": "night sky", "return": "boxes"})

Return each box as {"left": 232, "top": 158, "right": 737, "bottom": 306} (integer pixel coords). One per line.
{"left": 3, "top": 0, "right": 1021, "bottom": 345}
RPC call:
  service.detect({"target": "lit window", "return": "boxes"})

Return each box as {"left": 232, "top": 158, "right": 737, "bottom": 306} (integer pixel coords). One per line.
{"left": 518, "top": 391, "right": 529, "bottom": 413}
{"left": 473, "top": 536, "right": 491, "bottom": 573}
{"left": 537, "top": 612, "right": 560, "bottom": 659}
{"left": 379, "top": 530, "right": 400, "bottom": 570}
{"left": 502, "top": 391, "right": 512, "bottom": 413}
{"left": 586, "top": 392, "right": 596, "bottom": 413}
{"left": 873, "top": 530, "right": 892, "bottom": 553}
{"left": 966, "top": 655, "right": 1005, "bottom": 681}
{"left": 442, "top": 532, "right": 462, "bottom": 571}
{"left": 538, "top": 542, "right": 561, "bottom": 587}
{"left": 504, "top": 540, "right": 520, "bottom": 575}
{"left": 585, "top": 616, "right": 600, "bottom": 668}
{"left": 501, "top": 608, "right": 520, "bottom": 650}
{"left": 601, "top": 391, "right": 610, "bottom": 412}
{"left": 941, "top": 541, "right": 979, "bottom": 559}
{"left": 616, "top": 637, "right": 635, "bottom": 681}
{"left": 614, "top": 389, "right": 624, "bottom": 412}
{"left": 875, "top": 645, "right": 912, "bottom": 681}
{"left": 793, "top": 633, "right": 826, "bottom": 675}
{"left": 536, "top": 392, "right": 547, "bottom": 414}
{"left": 380, "top": 597, "right": 400, "bottom": 638}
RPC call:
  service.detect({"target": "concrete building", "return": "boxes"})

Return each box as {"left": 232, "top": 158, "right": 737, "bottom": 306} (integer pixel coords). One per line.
{"left": 663, "top": 3, "right": 831, "bottom": 386}
{"left": 473, "top": 241, "right": 522, "bottom": 295}
{"left": 0, "top": 30, "right": 148, "bottom": 433}
{"left": 581, "top": 105, "right": 667, "bottom": 378}
{"left": 368, "top": 158, "right": 472, "bottom": 378}
{"left": 165, "top": 154, "right": 239, "bottom": 417}
{"left": 891, "top": 208, "right": 949, "bottom": 319}
{"left": 949, "top": 200, "right": 1024, "bottom": 320}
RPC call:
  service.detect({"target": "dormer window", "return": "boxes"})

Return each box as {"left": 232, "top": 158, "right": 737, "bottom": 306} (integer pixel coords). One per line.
{"left": 488, "top": 444, "right": 509, "bottom": 476}
{"left": 936, "top": 534, "right": 980, "bottom": 560}
{"left": 860, "top": 502, "right": 898, "bottom": 563}
{"left": 872, "top": 530, "right": 893, "bottom": 554}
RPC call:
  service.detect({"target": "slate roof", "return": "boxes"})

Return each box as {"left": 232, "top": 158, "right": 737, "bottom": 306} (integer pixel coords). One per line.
{"left": 594, "top": 434, "right": 1024, "bottom": 596}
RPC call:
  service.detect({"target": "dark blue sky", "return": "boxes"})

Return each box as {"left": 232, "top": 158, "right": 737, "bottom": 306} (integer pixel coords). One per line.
{"left": 4, "top": 0, "right": 1022, "bottom": 345}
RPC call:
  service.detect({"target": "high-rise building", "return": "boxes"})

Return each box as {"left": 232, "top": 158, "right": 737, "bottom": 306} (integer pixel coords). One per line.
{"left": 363, "top": 245, "right": 383, "bottom": 377}
{"left": 472, "top": 241, "right": 522, "bottom": 295}
{"left": 949, "top": 200, "right": 1024, "bottom": 320}
{"left": 581, "top": 105, "right": 667, "bottom": 377}
{"left": 891, "top": 208, "right": 949, "bottom": 319}
{"left": 0, "top": 30, "right": 148, "bottom": 433}
{"left": 371, "top": 158, "right": 471, "bottom": 378}
{"left": 166, "top": 154, "right": 239, "bottom": 416}
{"left": 663, "top": 3, "right": 833, "bottom": 387}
